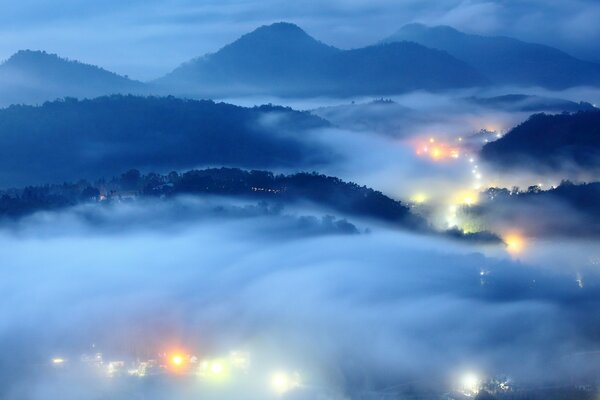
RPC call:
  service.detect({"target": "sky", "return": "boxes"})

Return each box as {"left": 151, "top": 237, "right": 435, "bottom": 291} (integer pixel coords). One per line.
{"left": 1, "top": 0, "right": 600, "bottom": 80}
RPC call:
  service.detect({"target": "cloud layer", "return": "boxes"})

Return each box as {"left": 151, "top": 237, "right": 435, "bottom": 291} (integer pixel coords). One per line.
{"left": 0, "top": 198, "right": 598, "bottom": 399}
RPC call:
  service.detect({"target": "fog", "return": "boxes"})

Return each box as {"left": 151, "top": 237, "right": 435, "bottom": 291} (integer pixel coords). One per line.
{"left": 0, "top": 196, "right": 599, "bottom": 399}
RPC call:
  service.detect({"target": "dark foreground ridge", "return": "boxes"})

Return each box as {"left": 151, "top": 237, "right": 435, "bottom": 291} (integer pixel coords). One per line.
{"left": 0, "top": 167, "right": 500, "bottom": 242}
{"left": 0, "top": 168, "right": 415, "bottom": 224}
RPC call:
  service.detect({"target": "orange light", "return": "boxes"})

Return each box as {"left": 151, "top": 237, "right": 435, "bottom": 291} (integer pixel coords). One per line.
{"left": 505, "top": 234, "right": 525, "bottom": 254}
{"left": 168, "top": 352, "right": 188, "bottom": 372}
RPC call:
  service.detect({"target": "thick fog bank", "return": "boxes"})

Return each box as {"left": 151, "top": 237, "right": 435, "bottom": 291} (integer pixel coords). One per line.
{"left": 0, "top": 200, "right": 598, "bottom": 399}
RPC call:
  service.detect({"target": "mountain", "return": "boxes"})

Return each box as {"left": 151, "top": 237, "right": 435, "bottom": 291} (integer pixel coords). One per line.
{"left": 469, "top": 182, "right": 600, "bottom": 238}
{"left": 0, "top": 166, "right": 501, "bottom": 242}
{"left": 156, "top": 22, "right": 488, "bottom": 97}
{"left": 384, "top": 24, "right": 600, "bottom": 89}
{"left": 466, "top": 94, "right": 597, "bottom": 113}
{"left": 0, "top": 95, "right": 330, "bottom": 187}
{"left": 480, "top": 110, "right": 600, "bottom": 170}
{"left": 0, "top": 50, "right": 144, "bottom": 106}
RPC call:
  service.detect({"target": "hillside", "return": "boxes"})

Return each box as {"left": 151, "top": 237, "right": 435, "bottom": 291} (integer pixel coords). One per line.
{"left": 156, "top": 22, "right": 488, "bottom": 97}
{"left": 0, "top": 95, "right": 330, "bottom": 187}
{"left": 0, "top": 167, "right": 417, "bottom": 226}
{"left": 385, "top": 24, "right": 600, "bottom": 89}
{"left": 0, "top": 50, "right": 143, "bottom": 105}
{"left": 480, "top": 110, "right": 600, "bottom": 169}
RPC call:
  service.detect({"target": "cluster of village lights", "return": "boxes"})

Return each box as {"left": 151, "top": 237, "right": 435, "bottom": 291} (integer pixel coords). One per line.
{"left": 50, "top": 349, "right": 303, "bottom": 396}
{"left": 410, "top": 133, "right": 528, "bottom": 256}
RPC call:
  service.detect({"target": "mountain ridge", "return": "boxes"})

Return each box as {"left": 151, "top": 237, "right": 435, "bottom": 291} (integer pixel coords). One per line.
{"left": 384, "top": 23, "right": 600, "bottom": 88}
{"left": 0, "top": 49, "right": 143, "bottom": 106}
{"left": 156, "top": 22, "right": 489, "bottom": 97}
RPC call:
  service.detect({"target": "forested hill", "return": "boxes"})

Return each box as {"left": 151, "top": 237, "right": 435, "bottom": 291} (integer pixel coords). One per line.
{"left": 0, "top": 95, "right": 330, "bottom": 187}
{"left": 0, "top": 168, "right": 421, "bottom": 228}
{"left": 480, "top": 110, "right": 600, "bottom": 170}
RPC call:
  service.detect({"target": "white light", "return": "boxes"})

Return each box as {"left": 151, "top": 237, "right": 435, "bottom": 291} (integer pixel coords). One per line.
{"left": 270, "top": 371, "right": 301, "bottom": 394}
{"left": 461, "top": 372, "right": 480, "bottom": 396}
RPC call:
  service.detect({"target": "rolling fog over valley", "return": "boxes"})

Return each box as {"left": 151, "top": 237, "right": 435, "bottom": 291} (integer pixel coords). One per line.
{"left": 1, "top": 1, "right": 600, "bottom": 399}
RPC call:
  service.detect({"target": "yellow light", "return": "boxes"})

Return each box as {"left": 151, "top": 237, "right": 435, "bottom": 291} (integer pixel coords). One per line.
{"left": 172, "top": 355, "right": 183, "bottom": 366}
{"left": 410, "top": 193, "right": 428, "bottom": 204}
{"left": 168, "top": 352, "right": 188, "bottom": 372}
{"left": 51, "top": 358, "right": 65, "bottom": 365}
{"left": 505, "top": 234, "right": 525, "bottom": 254}
{"left": 431, "top": 147, "right": 442, "bottom": 159}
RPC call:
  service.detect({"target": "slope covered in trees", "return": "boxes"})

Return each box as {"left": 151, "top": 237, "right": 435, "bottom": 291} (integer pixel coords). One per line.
{"left": 480, "top": 110, "right": 600, "bottom": 170}
{"left": 0, "top": 168, "right": 419, "bottom": 227}
{"left": 0, "top": 95, "right": 330, "bottom": 186}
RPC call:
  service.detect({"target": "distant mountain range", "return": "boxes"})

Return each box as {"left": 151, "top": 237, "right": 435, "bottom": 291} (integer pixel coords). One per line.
{"left": 480, "top": 110, "right": 600, "bottom": 170}
{"left": 385, "top": 24, "right": 600, "bottom": 89}
{"left": 155, "top": 22, "right": 488, "bottom": 97}
{"left": 466, "top": 94, "right": 596, "bottom": 113}
{"left": 0, "top": 95, "right": 329, "bottom": 186}
{"left": 0, "top": 50, "right": 142, "bottom": 106}
{"left": 2, "top": 22, "right": 600, "bottom": 105}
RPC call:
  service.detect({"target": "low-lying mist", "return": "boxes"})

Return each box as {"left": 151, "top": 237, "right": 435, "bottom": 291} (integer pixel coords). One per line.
{"left": 0, "top": 197, "right": 598, "bottom": 399}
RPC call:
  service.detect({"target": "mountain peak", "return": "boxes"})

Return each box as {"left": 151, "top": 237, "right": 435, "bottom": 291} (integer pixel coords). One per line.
{"left": 3, "top": 49, "right": 62, "bottom": 66}
{"left": 228, "top": 21, "right": 322, "bottom": 49}
{"left": 250, "top": 22, "right": 309, "bottom": 38}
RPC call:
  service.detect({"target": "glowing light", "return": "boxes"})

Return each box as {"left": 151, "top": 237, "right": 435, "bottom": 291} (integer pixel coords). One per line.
{"left": 106, "top": 361, "right": 125, "bottom": 377}
{"left": 410, "top": 193, "right": 428, "bottom": 204}
{"left": 51, "top": 358, "right": 65, "bottom": 365}
{"left": 270, "top": 371, "right": 301, "bottom": 394}
{"left": 504, "top": 234, "right": 525, "bottom": 254}
{"left": 168, "top": 352, "right": 189, "bottom": 372}
{"left": 172, "top": 355, "right": 184, "bottom": 366}
{"left": 455, "top": 190, "right": 479, "bottom": 206}
{"left": 197, "top": 358, "right": 230, "bottom": 380}
{"left": 210, "top": 361, "right": 224, "bottom": 375}
{"left": 414, "top": 139, "right": 461, "bottom": 161}
{"left": 461, "top": 372, "right": 480, "bottom": 396}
